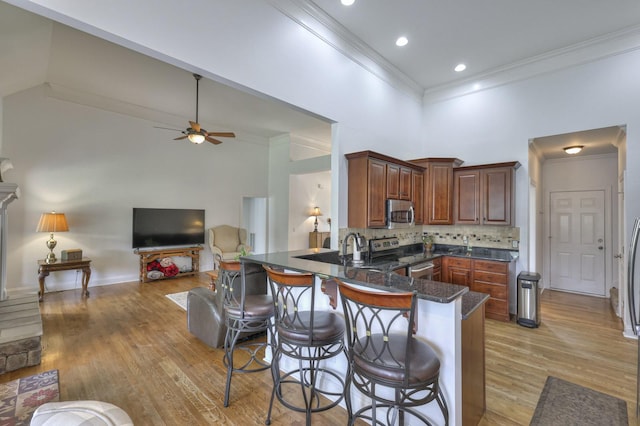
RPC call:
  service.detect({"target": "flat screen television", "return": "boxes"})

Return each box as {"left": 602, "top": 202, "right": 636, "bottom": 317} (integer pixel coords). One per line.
{"left": 132, "top": 208, "right": 205, "bottom": 249}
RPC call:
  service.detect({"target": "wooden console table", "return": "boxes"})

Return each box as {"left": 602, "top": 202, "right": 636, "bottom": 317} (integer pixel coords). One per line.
{"left": 38, "top": 258, "right": 91, "bottom": 302}
{"left": 135, "top": 246, "right": 202, "bottom": 283}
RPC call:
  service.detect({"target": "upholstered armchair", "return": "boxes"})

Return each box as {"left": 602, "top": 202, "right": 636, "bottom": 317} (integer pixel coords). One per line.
{"left": 208, "top": 225, "right": 251, "bottom": 269}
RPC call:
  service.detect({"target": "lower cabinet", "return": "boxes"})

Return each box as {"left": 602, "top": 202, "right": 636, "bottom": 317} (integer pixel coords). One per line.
{"left": 472, "top": 259, "right": 512, "bottom": 322}
{"left": 432, "top": 257, "right": 442, "bottom": 282}
{"left": 443, "top": 256, "right": 514, "bottom": 322}
{"left": 443, "top": 257, "right": 472, "bottom": 286}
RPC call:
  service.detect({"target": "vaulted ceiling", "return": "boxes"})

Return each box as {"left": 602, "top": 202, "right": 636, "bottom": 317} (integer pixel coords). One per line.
{"left": 1, "top": 0, "right": 638, "bottom": 155}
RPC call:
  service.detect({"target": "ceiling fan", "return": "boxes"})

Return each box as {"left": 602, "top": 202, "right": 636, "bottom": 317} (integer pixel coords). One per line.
{"left": 156, "top": 73, "right": 236, "bottom": 145}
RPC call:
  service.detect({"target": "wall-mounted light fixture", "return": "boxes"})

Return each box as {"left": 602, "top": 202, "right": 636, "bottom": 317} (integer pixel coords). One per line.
{"left": 310, "top": 207, "right": 322, "bottom": 232}
{"left": 563, "top": 145, "right": 583, "bottom": 155}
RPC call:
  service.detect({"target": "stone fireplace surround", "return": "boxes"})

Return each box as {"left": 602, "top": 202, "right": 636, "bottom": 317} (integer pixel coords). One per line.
{"left": 0, "top": 182, "right": 42, "bottom": 374}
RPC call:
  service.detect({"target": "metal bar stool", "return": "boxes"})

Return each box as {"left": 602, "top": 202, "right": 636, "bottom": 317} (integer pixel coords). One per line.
{"left": 264, "top": 266, "right": 350, "bottom": 426}
{"left": 221, "top": 260, "right": 274, "bottom": 407}
{"left": 337, "top": 280, "right": 449, "bottom": 426}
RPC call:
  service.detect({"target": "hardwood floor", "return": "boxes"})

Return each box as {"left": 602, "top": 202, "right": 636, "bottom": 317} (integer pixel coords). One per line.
{"left": 1, "top": 274, "right": 638, "bottom": 425}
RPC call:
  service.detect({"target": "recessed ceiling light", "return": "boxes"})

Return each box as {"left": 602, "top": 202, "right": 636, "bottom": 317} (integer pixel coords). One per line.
{"left": 341, "top": 0, "right": 355, "bottom": 5}
{"left": 454, "top": 63, "right": 467, "bottom": 72}
{"left": 563, "top": 145, "right": 583, "bottom": 155}
{"left": 395, "top": 36, "right": 408, "bottom": 47}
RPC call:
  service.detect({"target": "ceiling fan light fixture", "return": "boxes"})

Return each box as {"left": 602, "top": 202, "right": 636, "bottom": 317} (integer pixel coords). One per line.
{"left": 188, "top": 133, "right": 205, "bottom": 144}
{"left": 564, "top": 145, "right": 583, "bottom": 155}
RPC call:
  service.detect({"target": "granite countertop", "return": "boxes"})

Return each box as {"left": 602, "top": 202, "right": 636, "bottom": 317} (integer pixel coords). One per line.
{"left": 461, "top": 291, "right": 490, "bottom": 320}
{"left": 241, "top": 249, "right": 480, "bottom": 319}
{"left": 242, "top": 249, "right": 469, "bottom": 305}
{"left": 243, "top": 244, "right": 519, "bottom": 319}
{"left": 430, "top": 244, "right": 519, "bottom": 262}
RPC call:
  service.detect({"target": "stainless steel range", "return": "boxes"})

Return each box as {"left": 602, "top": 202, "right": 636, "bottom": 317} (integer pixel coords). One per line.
{"left": 368, "top": 237, "right": 434, "bottom": 279}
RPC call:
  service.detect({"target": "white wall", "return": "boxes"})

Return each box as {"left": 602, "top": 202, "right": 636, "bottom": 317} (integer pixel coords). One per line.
{"left": 7, "top": 0, "right": 424, "bottom": 234}
{"left": 423, "top": 49, "right": 640, "bottom": 289}
{"left": 3, "top": 85, "right": 269, "bottom": 292}
{"left": 288, "top": 171, "right": 331, "bottom": 250}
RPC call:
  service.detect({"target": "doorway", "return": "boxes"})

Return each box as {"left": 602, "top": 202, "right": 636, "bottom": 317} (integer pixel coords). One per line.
{"left": 530, "top": 125, "right": 625, "bottom": 305}
{"left": 242, "top": 197, "right": 267, "bottom": 254}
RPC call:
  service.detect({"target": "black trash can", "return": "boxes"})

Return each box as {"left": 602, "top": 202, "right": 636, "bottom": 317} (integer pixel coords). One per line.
{"left": 517, "top": 271, "right": 541, "bottom": 328}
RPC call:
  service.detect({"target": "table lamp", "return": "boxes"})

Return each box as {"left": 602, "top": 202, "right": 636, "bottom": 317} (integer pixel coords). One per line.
{"left": 310, "top": 207, "right": 322, "bottom": 232}
{"left": 36, "top": 212, "right": 69, "bottom": 263}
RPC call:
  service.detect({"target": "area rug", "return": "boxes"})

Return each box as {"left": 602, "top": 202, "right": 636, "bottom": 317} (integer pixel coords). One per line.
{"left": 530, "top": 376, "right": 628, "bottom": 426}
{"left": 165, "top": 291, "right": 188, "bottom": 311}
{"left": 0, "top": 369, "right": 59, "bottom": 425}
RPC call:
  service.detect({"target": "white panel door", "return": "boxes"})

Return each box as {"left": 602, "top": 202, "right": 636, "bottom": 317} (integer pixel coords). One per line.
{"left": 549, "top": 191, "right": 605, "bottom": 296}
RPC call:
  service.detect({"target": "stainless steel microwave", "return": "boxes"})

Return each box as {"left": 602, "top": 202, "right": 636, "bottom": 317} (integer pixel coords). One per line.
{"left": 386, "top": 199, "right": 415, "bottom": 229}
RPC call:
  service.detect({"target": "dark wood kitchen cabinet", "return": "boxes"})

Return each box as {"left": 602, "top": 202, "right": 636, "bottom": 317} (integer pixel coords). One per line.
{"left": 443, "top": 256, "right": 514, "bottom": 322}
{"left": 386, "top": 163, "right": 412, "bottom": 201}
{"left": 409, "top": 158, "right": 463, "bottom": 225}
{"left": 412, "top": 170, "right": 424, "bottom": 225}
{"left": 453, "top": 162, "right": 519, "bottom": 226}
{"left": 471, "top": 259, "right": 513, "bottom": 322}
{"left": 432, "top": 257, "right": 442, "bottom": 282}
{"left": 443, "top": 256, "right": 472, "bottom": 286}
{"left": 346, "top": 151, "right": 425, "bottom": 228}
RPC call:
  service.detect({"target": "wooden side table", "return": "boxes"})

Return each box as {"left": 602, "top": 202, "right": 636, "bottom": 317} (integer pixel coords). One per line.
{"left": 37, "top": 257, "right": 92, "bottom": 302}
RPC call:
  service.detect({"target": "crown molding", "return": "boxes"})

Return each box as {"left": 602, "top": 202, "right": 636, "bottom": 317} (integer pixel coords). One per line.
{"left": 424, "top": 24, "right": 640, "bottom": 104}
{"left": 269, "top": 0, "right": 640, "bottom": 107}
{"left": 266, "top": 0, "right": 424, "bottom": 102}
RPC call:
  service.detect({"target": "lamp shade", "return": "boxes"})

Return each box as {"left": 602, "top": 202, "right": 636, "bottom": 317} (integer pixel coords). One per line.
{"left": 311, "top": 207, "right": 322, "bottom": 217}
{"left": 36, "top": 212, "right": 69, "bottom": 233}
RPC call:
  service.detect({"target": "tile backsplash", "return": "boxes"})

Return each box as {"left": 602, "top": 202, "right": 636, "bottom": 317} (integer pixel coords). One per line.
{"left": 339, "top": 225, "right": 519, "bottom": 255}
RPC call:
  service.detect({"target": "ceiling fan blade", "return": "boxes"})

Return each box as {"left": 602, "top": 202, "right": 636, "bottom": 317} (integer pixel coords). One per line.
{"left": 189, "top": 121, "right": 201, "bottom": 132}
{"left": 174, "top": 135, "right": 188, "bottom": 140}
{"left": 205, "top": 136, "right": 223, "bottom": 145}
{"left": 206, "top": 132, "right": 236, "bottom": 138}
{"left": 154, "top": 126, "right": 182, "bottom": 131}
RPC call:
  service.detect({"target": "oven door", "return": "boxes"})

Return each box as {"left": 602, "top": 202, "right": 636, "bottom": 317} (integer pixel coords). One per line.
{"left": 410, "top": 261, "right": 434, "bottom": 280}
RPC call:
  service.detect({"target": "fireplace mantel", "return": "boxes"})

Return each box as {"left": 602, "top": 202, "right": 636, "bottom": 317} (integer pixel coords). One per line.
{"left": 0, "top": 183, "right": 20, "bottom": 301}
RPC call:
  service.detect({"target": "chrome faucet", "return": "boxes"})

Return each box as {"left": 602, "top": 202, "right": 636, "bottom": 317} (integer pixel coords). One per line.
{"left": 343, "top": 232, "right": 366, "bottom": 264}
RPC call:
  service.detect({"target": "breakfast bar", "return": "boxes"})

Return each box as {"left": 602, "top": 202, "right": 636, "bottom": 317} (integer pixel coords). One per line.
{"left": 241, "top": 248, "right": 489, "bottom": 426}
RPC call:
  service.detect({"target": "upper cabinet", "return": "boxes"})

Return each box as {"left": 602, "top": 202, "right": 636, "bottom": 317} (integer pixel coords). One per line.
{"left": 453, "top": 162, "right": 520, "bottom": 226}
{"left": 412, "top": 170, "right": 424, "bottom": 225}
{"left": 386, "top": 163, "right": 413, "bottom": 201}
{"left": 409, "top": 158, "right": 463, "bottom": 225}
{"left": 346, "top": 151, "right": 424, "bottom": 228}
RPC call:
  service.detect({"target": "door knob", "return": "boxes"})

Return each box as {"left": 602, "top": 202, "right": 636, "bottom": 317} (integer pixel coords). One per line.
{"left": 598, "top": 246, "right": 604, "bottom": 250}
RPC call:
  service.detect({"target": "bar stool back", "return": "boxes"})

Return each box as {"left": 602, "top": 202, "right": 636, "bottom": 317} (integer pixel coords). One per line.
{"left": 264, "top": 267, "right": 350, "bottom": 426}
{"left": 220, "top": 260, "right": 274, "bottom": 407}
{"left": 337, "top": 280, "right": 449, "bottom": 426}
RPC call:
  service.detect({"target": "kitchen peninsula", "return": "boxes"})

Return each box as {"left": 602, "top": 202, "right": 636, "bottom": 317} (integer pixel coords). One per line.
{"left": 241, "top": 248, "right": 489, "bottom": 426}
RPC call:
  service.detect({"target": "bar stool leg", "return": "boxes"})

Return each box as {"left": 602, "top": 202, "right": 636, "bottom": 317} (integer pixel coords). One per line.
{"left": 223, "top": 320, "right": 238, "bottom": 408}
{"left": 265, "top": 348, "right": 281, "bottom": 425}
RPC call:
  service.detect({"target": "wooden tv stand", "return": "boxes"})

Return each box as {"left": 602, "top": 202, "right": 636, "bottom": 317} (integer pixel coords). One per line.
{"left": 135, "top": 246, "right": 202, "bottom": 283}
